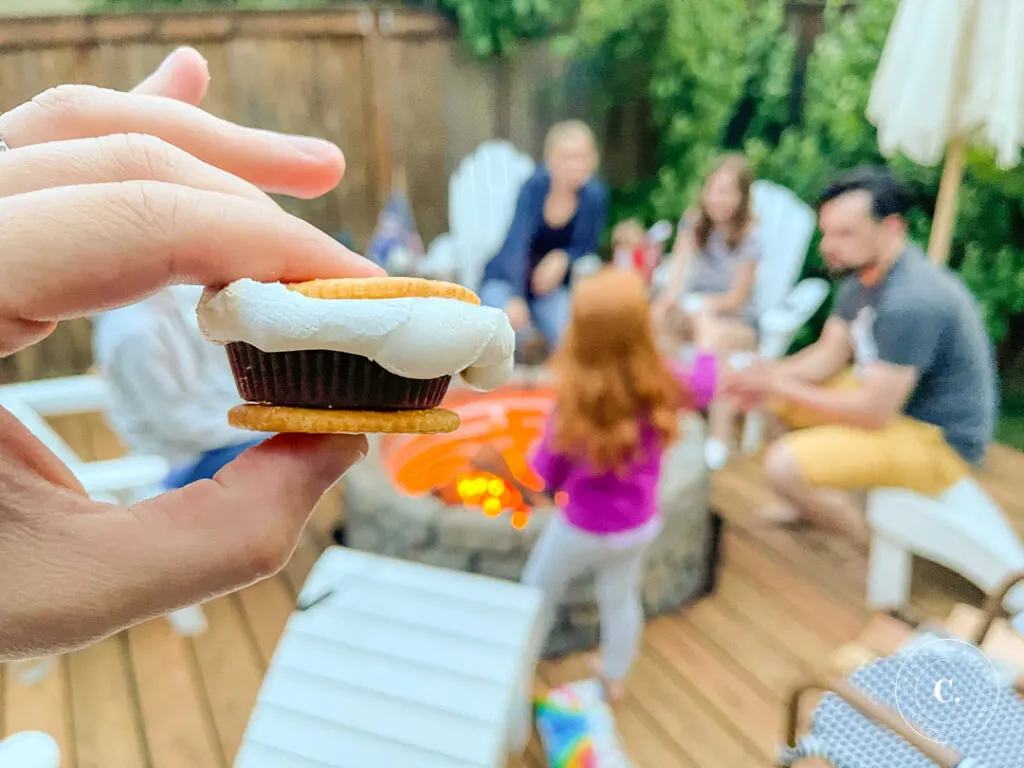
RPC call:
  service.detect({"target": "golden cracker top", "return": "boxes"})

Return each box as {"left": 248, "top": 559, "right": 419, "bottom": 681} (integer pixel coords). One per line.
{"left": 286, "top": 277, "right": 481, "bottom": 305}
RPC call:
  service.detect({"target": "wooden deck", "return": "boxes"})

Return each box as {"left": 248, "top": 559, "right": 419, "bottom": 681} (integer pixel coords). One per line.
{"left": 2, "top": 414, "right": 1023, "bottom": 768}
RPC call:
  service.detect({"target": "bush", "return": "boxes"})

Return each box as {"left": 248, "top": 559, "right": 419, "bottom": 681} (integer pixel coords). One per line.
{"left": 562, "top": 0, "right": 1023, "bottom": 364}
{"left": 564, "top": 0, "right": 795, "bottom": 222}
{"left": 750, "top": 0, "right": 1024, "bottom": 361}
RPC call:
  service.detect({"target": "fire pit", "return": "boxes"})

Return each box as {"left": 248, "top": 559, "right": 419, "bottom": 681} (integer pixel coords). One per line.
{"left": 341, "top": 381, "right": 715, "bottom": 656}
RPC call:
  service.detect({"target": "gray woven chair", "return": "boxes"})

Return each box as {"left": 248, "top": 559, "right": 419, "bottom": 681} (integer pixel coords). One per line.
{"left": 780, "top": 572, "right": 1024, "bottom": 767}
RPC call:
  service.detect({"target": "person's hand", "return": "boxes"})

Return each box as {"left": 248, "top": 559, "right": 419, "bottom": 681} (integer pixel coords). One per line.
{"left": 651, "top": 295, "right": 672, "bottom": 325}
{"left": 531, "top": 250, "right": 570, "bottom": 296}
{"left": 0, "top": 47, "right": 383, "bottom": 660}
{"left": 722, "top": 357, "right": 775, "bottom": 411}
{"left": 505, "top": 296, "right": 531, "bottom": 332}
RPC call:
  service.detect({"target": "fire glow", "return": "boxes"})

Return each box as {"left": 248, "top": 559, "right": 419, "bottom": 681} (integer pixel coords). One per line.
{"left": 381, "top": 386, "right": 561, "bottom": 528}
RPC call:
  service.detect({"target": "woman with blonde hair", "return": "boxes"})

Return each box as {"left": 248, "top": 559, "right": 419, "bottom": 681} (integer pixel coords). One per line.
{"left": 521, "top": 267, "right": 696, "bottom": 702}
{"left": 479, "top": 120, "right": 609, "bottom": 349}
{"left": 652, "top": 152, "right": 762, "bottom": 469}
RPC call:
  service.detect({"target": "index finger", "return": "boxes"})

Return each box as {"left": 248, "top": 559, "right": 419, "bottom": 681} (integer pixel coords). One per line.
{"left": 0, "top": 84, "right": 344, "bottom": 199}
{"left": 0, "top": 180, "right": 383, "bottom": 325}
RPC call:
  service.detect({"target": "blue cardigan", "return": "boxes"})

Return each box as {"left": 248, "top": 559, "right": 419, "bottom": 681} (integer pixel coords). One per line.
{"left": 482, "top": 167, "right": 609, "bottom": 296}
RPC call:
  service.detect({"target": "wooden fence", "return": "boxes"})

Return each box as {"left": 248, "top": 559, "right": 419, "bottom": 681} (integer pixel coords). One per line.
{"left": 0, "top": 6, "right": 576, "bottom": 382}
{"left": 0, "top": 3, "right": 834, "bottom": 383}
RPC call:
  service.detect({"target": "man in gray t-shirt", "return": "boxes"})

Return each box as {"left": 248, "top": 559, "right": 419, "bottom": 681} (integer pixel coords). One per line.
{"left": 726, "top": 166, "right": 997, "bottom": 549}
{"left": 832, "top": 243, "right": 996, "bottom": 466}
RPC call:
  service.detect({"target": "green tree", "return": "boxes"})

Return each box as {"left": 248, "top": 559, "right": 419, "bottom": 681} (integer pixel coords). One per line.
{"left": 565, "top": 0, "right": 795, "bottom": 222}
{"left": 750, "top": 0, "right": 1024, "bottom": 355}
{"left": 440, "top": 0, "right": 577, "bottom": 57}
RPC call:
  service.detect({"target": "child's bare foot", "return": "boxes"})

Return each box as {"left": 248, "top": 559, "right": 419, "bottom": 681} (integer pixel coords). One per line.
{"left": 603, "top": 679, "right": 627, "bottom": 703}
{"left": 584, "top": 653, "right": 627, "bottom": 703}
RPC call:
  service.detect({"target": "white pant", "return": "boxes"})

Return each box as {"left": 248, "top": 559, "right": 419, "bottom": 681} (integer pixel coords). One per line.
{"left": 522, "top": 514, "right": 654, "bottom": 681}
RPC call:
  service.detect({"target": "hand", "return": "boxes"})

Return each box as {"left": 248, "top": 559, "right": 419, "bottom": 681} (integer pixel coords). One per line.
{"left": 651, "top": 295, "right": 672, "bottom": 325}
{"left": 0, "top": 48, "right": 381, "bottom": 659}
{"left": 505, "top": 296, "right": 531, "bottom": 332}
{"left": 722, "top": 358, "right": 775, "bottom": 410}
{"left": 531, "top": 250, "right": 570, "bottom": 296}
{"left": 681, "top": 293, "right": 708, "bottom": 316}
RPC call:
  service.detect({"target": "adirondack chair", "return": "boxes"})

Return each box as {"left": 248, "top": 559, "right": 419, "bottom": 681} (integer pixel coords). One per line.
{"left": 0, "top": 375, "right": 208, "bottom": 637}
{"left": 867, "top": 477, "right": 1024, "bottom": 628}
{"left": 652, "top": 180, "right": 828, "bottom": 457}
{"left": 0, "top": 374, "right": 168, "bottom": 505}
{"left": 0, "top": 731, "right": 60, "bottom": 768}
{"left": 420, "top": 140, "right": 536, "bottom": 293}
{"left": 739, "top": 180, "right": 829, "bottom": 454}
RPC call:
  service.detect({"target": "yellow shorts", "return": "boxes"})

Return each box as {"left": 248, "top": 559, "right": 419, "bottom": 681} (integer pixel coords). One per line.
{"left": 772, "top": 369, "right": 970, "bottom": 496}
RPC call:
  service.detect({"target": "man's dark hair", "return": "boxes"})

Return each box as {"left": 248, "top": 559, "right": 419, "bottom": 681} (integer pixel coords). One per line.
{"left": 817, "top": 165, "right": 912, "bottom": 220}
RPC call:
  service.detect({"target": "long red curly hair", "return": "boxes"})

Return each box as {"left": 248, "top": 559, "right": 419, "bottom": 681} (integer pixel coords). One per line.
{"left": 548, "top": 268, "right": 688, "bottom": 473}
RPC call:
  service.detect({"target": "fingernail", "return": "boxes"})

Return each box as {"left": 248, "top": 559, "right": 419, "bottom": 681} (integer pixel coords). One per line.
{"left": 351, "top": 436, "right": 369, "bottom": 464}
{"left": 325, "top": 434, "right": 368, "bottom": 466}
{"left": 155, "top": 50, "right": 177, "bottom": 73}
{"left": 288, "top": 134, "right": 344, "bottom": 161}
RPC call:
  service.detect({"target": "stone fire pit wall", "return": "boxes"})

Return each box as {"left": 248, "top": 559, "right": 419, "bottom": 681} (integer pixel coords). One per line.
{"left": 342, "top": 419, "right": 712, "bottom": 657}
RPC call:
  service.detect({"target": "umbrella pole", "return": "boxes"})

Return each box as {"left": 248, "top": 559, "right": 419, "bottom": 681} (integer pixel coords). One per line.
{"left": 927, "top": 135, "right": 967, "bottom": 265}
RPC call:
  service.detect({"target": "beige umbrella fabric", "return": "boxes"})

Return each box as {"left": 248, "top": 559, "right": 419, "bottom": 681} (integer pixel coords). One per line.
{"left": 866, "top": 0, "right": 1024, "bottom": 263}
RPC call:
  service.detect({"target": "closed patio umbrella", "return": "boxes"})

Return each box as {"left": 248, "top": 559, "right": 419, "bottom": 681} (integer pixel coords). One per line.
{"left": 866, "top": 0, "right": 1024, "bottom": 264}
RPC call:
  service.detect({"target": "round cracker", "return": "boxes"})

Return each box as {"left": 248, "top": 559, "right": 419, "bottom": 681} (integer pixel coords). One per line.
{"left": 228, "top": 404, "right": 460, "bottom": 435}
{"left": 286, "top": 276, "right": 480, "bottom": 305}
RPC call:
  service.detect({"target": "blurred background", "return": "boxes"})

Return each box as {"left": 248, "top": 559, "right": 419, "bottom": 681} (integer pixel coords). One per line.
{"left": 0, "top": 0, "right": 1021, "bottom": 450}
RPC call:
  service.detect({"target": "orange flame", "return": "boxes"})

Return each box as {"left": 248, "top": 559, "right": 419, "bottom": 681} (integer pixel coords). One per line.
{"left": 383, "top": 386, "right": 555, "bottom": 528}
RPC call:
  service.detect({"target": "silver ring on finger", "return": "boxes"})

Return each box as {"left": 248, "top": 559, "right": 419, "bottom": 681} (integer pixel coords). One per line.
{"left": 0, "top": 135, "right": 9, "bottom": 152}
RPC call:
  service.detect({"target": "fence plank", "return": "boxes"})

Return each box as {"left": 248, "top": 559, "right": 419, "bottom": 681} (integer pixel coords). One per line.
{"left": 0, "top": 6, "right": 643, "bottom": 382}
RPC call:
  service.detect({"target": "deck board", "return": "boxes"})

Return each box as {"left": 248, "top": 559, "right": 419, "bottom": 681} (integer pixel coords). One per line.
{"left": 3, "top": 414, "right": 1023, "bottom": 767}
{"left": 66, "top": 636, "right": 148, "bottom": 768}
{"left": 127, "top": 619, "right": 224, "bottom": 768}
{"left": 189, "top": 596, "right": 266, "bottom": 765}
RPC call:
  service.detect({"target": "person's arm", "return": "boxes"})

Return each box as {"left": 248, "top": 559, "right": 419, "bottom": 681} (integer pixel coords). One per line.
{"left": 483, "top": 172, "right": 543, "bottom": 294}
{"left": 529, "top": 417, "right": 573, "bottom": 493}
{"left": 105, "top": 328, "right": 261, "bottom": 456}
{"left": 669, "top": 357, "right": 711, "bottom": 410}
{"left": 565, "top": 179, "right": 609, "bottom": 264}
{"left": 659, "top": 213, "right": 697, "bottom": 304}
{"left": 771, "top": 278, "right": 859, "bottom": 382}
{"left": 771, "top": 304, "right": 942, "bottom": 429}
{"left": 771, "top": 317, "right": 852, "bottom": 383}
{"left": 704, "top": 227, "right": 760, "bottom": 314}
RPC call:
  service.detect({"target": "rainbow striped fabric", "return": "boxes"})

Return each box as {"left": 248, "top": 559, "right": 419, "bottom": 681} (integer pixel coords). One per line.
{"left": 534, "top": 679, "right": 632, "bottom": 768}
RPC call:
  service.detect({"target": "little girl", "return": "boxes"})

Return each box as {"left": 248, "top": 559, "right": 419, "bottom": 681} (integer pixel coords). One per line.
{"left": 609, "top": 218, "right": 672, "bottom": 287}
{"left": 521, "top": 267, "right": 709, "bottom": 702}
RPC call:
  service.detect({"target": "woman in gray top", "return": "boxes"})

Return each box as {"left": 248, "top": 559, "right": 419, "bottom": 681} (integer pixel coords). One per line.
{"left": 653, "top": 153, "right": 762, "bottom": 469}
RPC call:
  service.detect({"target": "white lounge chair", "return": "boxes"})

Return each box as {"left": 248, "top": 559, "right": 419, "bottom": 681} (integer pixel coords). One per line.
{"left": 420, "top": 140, "right": 536, "bottom": 293}
{"left": 867, "top": 477, "right": 1024, "bottom": 630}
{"left": 235, "top": 547, "right": 544, "bottom": 768}
{"left": 0, "top": 374, "right": 207, "bottom": 637}
{"left": 420, "top": 139, "right": 602, "bottom": 293}
{"left": 653, "top": 179, "right": 829, "bottom": 457}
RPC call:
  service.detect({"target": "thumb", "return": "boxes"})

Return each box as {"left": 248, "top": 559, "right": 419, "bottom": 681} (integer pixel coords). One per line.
{"left": 110, "top": 433, "right": 367, "bottom": 617}
{"left": 132, "top": 46, "right": 210, "bottom": 105}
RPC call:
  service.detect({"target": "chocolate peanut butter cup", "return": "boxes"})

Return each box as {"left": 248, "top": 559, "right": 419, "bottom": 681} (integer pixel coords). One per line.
{"left": 225, "top": 343, "right": 452, "bottom": 411}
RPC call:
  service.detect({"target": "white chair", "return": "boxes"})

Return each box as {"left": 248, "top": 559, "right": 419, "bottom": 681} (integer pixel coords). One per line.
{"left": 0, "top": 374, "right": 208, "bottom": 637}
{"left": 739, "top": 180, "right": 829, "bottom": 455}
{"left": 867, "top": 478, "right": 1024, "bottom": 630}
{"left": 0, "top": 375, "right": 168, "bottom": 505}
{"left": 0, "top": 731, "right": 60, "bottom": 768}
{"left": 235, "top": 547, "right": 544, "bottom": 768}
{"left": 420, "top": 140, "right": 536, "bottom": 293}
{"left": 652, "top": 180, "right": 829, "bottom": 457}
